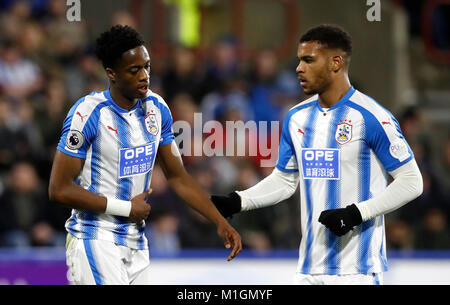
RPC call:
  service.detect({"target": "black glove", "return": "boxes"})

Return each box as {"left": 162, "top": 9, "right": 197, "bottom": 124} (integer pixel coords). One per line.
{"left": 210, "top": 192, "right": 242, "bottom": 218}
{"left": 318, "top": 204, "right": 363, "bottom": 236}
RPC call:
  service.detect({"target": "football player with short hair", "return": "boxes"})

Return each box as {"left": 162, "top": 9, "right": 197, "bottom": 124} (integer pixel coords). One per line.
{"left": 49, "top": 25, "right": 241, "bottom": 285}
{"left": 211, "top": 24, "right": 423, "bottom": 285}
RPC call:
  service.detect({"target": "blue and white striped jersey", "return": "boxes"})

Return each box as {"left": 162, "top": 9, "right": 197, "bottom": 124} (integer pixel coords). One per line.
{"left": 57, "top": 89, "right": 174, "bottom": 250}
{"left": 276, "top": 86, "right": 413, "bottom": 275}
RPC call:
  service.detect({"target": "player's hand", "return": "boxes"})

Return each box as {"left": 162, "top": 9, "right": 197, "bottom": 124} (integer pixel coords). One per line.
{"left": 216, "top": 220, "right": 242, "bottom": 261}
{"left": 210, "top": 192, "right": 242, "bottom": 219}
{"left": 318, "top": 204, "right": 363, "bottom": 236}
{"left": 129, "top": 189, "right": 152, "bottom": 223}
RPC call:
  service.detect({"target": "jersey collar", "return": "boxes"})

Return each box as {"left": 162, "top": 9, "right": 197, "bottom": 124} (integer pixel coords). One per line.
{"left": 103, "top": 88, "right": 142, "bottom": 114}
{"left": 316, "top": 85, "right": 356, "bottom": 112}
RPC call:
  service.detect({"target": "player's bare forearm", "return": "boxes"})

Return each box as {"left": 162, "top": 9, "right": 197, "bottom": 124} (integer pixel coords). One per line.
{"left": 157, "top": 143, "right": 223, "bottom": 225}
{"left": 158, "top": 142, "right": 242, "bottom": 260}
{"left": 167, "top": 173, "right": 242, "bottom": 260}
{"left": 171, "top": 171, "right": 223, "bottom": 224}
{"left": 49, "top": 150, "right": 107, "bottom": 213}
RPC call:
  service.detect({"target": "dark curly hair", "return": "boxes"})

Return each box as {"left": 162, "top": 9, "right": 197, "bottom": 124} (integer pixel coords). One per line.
{"left": 300, "top": 24, "right": 352, "bottom": 57}
{"left": 95, "top": 25, "right": 145, "bottom": 69}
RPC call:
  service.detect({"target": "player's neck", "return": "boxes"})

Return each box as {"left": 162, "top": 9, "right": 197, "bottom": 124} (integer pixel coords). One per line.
{"left": 318, "top": 75, "right": 351, "bottom": 109}
{"left": 109, "top": 86, "right": 138, "bottom": 111}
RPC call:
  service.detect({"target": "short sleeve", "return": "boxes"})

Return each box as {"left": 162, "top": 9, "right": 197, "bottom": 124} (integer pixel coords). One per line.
{"left": 276, "top": 113, "right": 298, "bottom": 173}
{"left": 364, "top": 111, "right": 414, "bottom": 172}
{"left": 56, "top": 98, "right": 100, "bottom": 158}
{"left": 158, "top": 102, "right": 175, "bottom": 146}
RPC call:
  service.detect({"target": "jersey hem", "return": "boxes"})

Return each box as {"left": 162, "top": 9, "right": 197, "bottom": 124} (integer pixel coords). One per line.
{"left": 296, "top": 266, "right": 388, "bottom": 275}
{"left": 66, "top": 230, "right": 148, "bottom": 250}
{"left": 56, "top": 146, "right": 87, "bottom": 159}
{"left": 385, "top": 155, "right": 414, "bottom": 173}
{"left": 160, "top": 138, "right": 174, "bottom": 146}
{"left": 275, "top": 164, "right": 298, "bottom": 173}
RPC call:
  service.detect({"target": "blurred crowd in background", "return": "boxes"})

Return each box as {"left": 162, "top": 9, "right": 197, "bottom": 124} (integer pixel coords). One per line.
{"left": 0, "top": 0, "right": 449, "bottom": 255}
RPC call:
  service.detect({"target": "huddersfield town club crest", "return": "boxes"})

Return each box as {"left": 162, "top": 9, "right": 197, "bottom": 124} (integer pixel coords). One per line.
{"left": 335, "top": 120, "right": 352, "bottom": 145}
{"left": 145, "top": 114, "right": 159, "bottom": 136}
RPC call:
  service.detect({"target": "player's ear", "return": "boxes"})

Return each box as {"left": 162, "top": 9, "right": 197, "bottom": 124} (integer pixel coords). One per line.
{"left": 330, "top": 55, "right": 344, "bottom": 73}
{"left": 105, "top": 68, "right": 116, "bottom": 83}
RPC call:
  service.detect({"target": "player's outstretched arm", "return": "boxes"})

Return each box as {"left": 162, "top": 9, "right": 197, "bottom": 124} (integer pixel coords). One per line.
{"left": 157, "top": 142, "right": 242, "bottom": 261}
{"left": 211, "top": 168, "right": 300, "bottom": 218}
{"left": 319, "top": 158, "right": 423, "bottom": 236}
{"left": 48, "top": 151, "right": 151, "bottom": 223}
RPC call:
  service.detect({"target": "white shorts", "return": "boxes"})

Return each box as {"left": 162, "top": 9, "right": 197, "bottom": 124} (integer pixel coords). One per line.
{"left": 65, "top": 233, "right": 151, "bottom": 285}
{"left": 293, "top": 272, "right": 383, "bottom": 285}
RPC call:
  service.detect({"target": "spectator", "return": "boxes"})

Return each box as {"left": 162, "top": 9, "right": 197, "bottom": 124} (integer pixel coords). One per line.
{"left": 414, "top": 208, "right": 450, "bottom": 249}
{"left": 0, "top": 97, "right": 46, "bottom": 170}
{"left": 170, "top": 92, "right": 201, "bottom": 167}
{"left": 146, "top": 210, "right": 181, "bottom": 256}
{"left": 434, "top": 135, "right": 450, "bottom": 208}
{"left": 110, "top": 10, "right": 138, "bottom": 29}
{"left": 248, "top": 49, "right": 284, "bottom": 124}
{"left": 0, "top": 40, "right": 43, "bottom": 100}
{"left": 200, "top": 74, "right": 252, "bottom": 123}
{"left": 62, "top": 53, "right": 107, "bottom": 102}
{"left": 202, "top": 35, "right": 243, "bottom": 97}
{"left": 0, "top": 161, "right": 63, "bottom": 247}
{"left": 162, "top": 46, "right": 205, "bottom": 104}
{"left": 32, "top": 78, "right": 70, "bottom": 178}
{"left": 0, "top": 0, "right": 32, "bottom": 42}
{"left": 385, "top": 218, "right": 414, "bottom": 250}
{"left": 0, "top": 96, "right": 15, "bottom": 172}
{"left": 16, "top": 21, "right": 46, "bottom": 64}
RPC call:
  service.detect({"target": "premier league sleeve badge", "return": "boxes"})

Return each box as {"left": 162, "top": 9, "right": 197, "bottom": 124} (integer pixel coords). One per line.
{"left": 65, "top": 130, "right": 85, "bottom": 150}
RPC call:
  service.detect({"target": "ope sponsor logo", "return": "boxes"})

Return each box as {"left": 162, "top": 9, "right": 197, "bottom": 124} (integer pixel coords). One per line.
{"left": 303, "top": 150, "right": 336, "bottom": 162}
{"left": 302, "top": 149, "right": 340, "bottom": 180}
{"left": 119, "top": 142, "right": 156, "bottom": 178}
{"left": 123, "top": 144, "right": 154, "bottom": 160}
